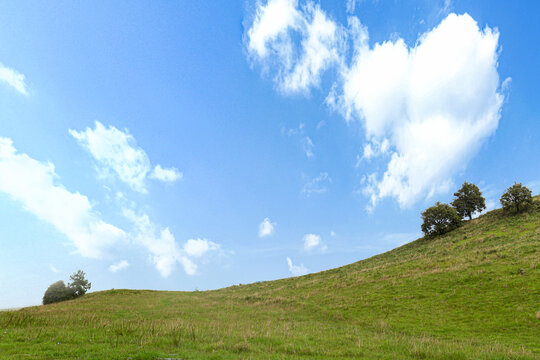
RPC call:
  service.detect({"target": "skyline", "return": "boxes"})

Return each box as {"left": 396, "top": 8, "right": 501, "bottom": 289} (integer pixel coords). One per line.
{"left": 1, "top": 1, "right": 539, "bottom": 308}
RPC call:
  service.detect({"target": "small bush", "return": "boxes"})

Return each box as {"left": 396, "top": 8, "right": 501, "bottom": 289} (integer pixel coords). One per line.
{"left": 500, "top": 183, "right": 533, "bottom": 214}
{"left": 421, "top": 202, "right": 461, "bottom": 236}
{"left": 42, "top": 281, "right": 73, "bottom": 305}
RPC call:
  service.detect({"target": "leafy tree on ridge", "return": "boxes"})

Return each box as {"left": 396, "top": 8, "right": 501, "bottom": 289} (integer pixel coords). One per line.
{"left": 421, "top": 202, "right": 461, "bottom": 236}
{"left": 451, "top": 181, "right": 486, "bottom": 220}
{"left": 500, "top": 183, "right": 533, "bottom": 213}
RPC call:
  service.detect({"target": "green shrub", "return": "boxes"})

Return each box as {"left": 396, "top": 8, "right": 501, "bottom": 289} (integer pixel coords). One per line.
{"left": 42, "top": 281, "right": 73, "bottom": 305}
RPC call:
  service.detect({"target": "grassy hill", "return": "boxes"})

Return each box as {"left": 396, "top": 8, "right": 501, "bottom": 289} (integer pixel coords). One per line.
{"left": 1, "top": 197, "right": 539, "bottom": 359}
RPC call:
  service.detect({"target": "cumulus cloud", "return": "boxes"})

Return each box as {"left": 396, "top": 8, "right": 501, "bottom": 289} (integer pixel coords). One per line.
{"left": 302, "top": 172, "right": 331, "bottom": 196}
{"left": 123, "top": 209, "right": 196, "bottom": 277}
{"left": 337, "top": 13, "right": 505, "bottom": 208}
{"left": 0, "top": 63, "right": 28, "bottom": 95}
{"left": 0, "top": 137, "right": 126, "bottom": 258}
{"left": 183, "top": 238, "right": 220, "bottom": 258}
{"left": 246, "top": 2, "right": 506, "bottom": 209}
{"left": 258, "top": 217, "right": 276, "bottom": 237}
{"left": 149, "top": 164, "right": 183, "bottom": 182}
{"left": 286, "top": 257, "right": 308, "bottom": 276}
{"left": 109, "top": 260, "right": 129, "bottom": 273}
{"left": 70, "top": 122, "right": 182, "bottom": 192}
{"left": 70, "top": 122, "right": 150, "bottom": 192}
{"left": 303, "top": 233, "right": 326, "bottom": 252}
{"left": 246, "top": 0, "right": 343, "bottom": 93}
{"left": 123, "top": 209, "right": 222, "bottom": 277}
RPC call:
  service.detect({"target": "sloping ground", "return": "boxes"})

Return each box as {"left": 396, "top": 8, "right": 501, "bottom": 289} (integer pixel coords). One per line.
{"left": 1, "top": 197, "right": 539, "bottom": 359}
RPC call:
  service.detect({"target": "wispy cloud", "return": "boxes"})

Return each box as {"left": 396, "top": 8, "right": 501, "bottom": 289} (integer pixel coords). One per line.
{"left": 0, "top": 62, "right": 28, "bottom": 95}
{"left": 286, "top": 257, "right": 308, "bottom": 276}
{"left": 0, "top": 137, "right": 126, "bottom": 259}
{"left": 302, "top": 172, "right": 331, "bottom": 196}
{"left": 149, "top": 165, "right": 183, "bottom": 182}
{"left": 303, "top": 136, "right": 314, "bottom": 158}
{"left": 246, "top": 0, "right": 343, "bottom": 94}
{"left": 70, "top": 121, "right": 182, "bottom": 192}
{"left": 123, "top": 209, "right": 222, "bottom": 277}
{"left": 258, "top": 217, "right": 276, "bottom": 238}
{"left": 109, "top": 260, "right": 129, "bottom": 273}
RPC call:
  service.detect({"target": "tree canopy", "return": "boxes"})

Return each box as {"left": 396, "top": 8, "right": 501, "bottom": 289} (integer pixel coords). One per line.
{"left": 68, "top": 270, "right": 91, "bottom": 297}
{"left": 421, "top": 202, "right": 461, "bottom": 236}
{"left": 451, "top": 182, "right": 486, "bottom": 220}
{"left": 500, "top": 183, "right": 533, "bottom": 213}
{"left": 42, "top": 281, "right": 71, "bottom": 305}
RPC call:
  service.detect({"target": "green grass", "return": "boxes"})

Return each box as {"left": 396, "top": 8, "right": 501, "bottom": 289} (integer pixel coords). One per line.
{"left": 1, "top": 198, "right": 539, "bottom": 359}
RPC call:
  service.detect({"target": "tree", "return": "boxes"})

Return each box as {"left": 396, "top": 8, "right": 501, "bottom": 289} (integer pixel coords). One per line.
{"left": 500, "top": 183, "right": 533, "bottom": 213}
{"left": 42, "top": 281, "right": 71, "bottom": 305}
{"left": 451, "top": 182, "right": 486, "bottom": 220}
{"left": 421, "top": 202, "right": 461, "bottom": 236}
{"left": 42, "top": 270, "right": 91, "bottom": 305}
{"left": 68, "top": 270, "right": 91, "bottom": 297}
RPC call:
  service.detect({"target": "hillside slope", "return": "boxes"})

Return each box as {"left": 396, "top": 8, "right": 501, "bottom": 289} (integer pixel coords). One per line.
{"left": 1, "top": 198, "right": 539, "bottom": 359}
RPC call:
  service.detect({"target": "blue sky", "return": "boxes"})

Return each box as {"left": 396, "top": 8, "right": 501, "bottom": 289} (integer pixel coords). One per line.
{"left": 0, "top": 1, "right": 539, "bottom": 308}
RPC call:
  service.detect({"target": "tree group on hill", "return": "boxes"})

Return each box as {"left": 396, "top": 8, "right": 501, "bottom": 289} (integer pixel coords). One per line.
{"left": 43, "top": 270, "right": 91, "bottom": 305}
{"left": 421, "top": 181, "right": 534, "bottom": 236}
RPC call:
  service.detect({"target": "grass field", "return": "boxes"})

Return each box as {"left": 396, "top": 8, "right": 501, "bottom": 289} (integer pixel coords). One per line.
{"left": 1, "top": 198, "right": 539, "bottom": 359}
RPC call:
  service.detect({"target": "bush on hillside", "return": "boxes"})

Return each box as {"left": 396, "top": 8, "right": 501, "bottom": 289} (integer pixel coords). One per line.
{"left": 42, "top": 281, "right": 73, "bottom": 305}
{"left": 500, "top": 183, "right": 533, "bottom": 214}
{"left": 42, "top": 270, "right": 91, "bottom": 305}
{"left": 421, "top": 202, "right": 461, "bottom": 236}
{"left": 451, "top": 182, "right": 486, "bottom": 220}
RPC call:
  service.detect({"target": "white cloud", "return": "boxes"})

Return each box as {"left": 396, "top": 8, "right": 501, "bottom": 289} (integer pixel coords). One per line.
{"left": 246, "top": 0, "right": 343, "bottom": 93}
{"left": 183, "top": 238, "right": 220, "bottom": 258}
{"left": 70, "top": 122, "right": 151, "bottom": 192}
{"left": 330, "top": 231, "right": 336, "bottom": 237}
{"left": 346, "top": 0, "right": 358, "bottom": 14}
{"left": 123, "top": 209, "right": 196, "bottom": 277}
{"left": 333, "top": 13, "right": 505, "bottom": 208}
{"left": 303, "top": 136, "right": 314, "bottom": 157}
{"left": 149, "top": 164, "right": 183, "bottom": 182}
{"left": 303, "top": 233, "right": 320, "bottom": 250}
{"left": 123, "top": 209, "right": 222, "bottom": 277}
{"left": 302, "top": 172, "right": 331, "bottom": 196}
{"left": 247, "top": 4, "right": 506, "bottom": 209}
{"left": 0, "top": 63, "right": 28, "bottom": 95}
{"left": 258, "top": 217, "right": 275, "bottom": 237}
{"left": 286, "top": 257, "right": 308, "bottom": 276}
{"left": 247, "top": 0, "right": 301, "bottom": 58}
{"left": 70, "top": 121, "right": 182, "bottom": 192}
{"left": 49, "top": 265, "right": 59, "bottom": 273}
{"left": 303, "top": 233, "right": 327, "bottom": 252}
{"left": 0, "top": 137, "right": 126, "bottom": 258}
{"left": 108, "top": 260, "right": 129, "bottom": 273}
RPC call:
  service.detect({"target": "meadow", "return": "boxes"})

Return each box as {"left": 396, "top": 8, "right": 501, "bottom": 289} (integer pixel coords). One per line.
{"left": 0, "top": 197, "right": 539, "bottom": 359}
